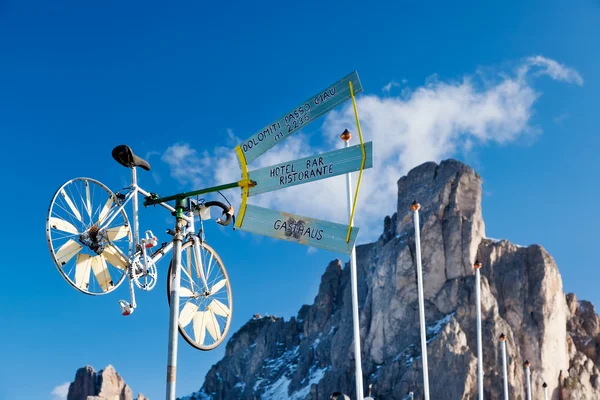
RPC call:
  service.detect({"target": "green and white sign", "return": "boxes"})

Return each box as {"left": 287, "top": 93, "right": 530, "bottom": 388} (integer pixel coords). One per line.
{"left": 248, "top": 142, "right": 373, "bottom": 196}
{"left": 237, "top": 204, "right": 360, "bottom": 254}
{"left": 238, "top": 71, "right": 363, "bottom": 164}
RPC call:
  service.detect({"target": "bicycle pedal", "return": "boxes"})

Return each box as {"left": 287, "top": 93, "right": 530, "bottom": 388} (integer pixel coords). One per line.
{"left": 144, "top": 238, "right": 158, "bottom": 248}
{"left": 143, "top": 230, "right": 158, "bottom": 248}
{"left": 119, "top": 300, "right": 134, "bottom": 316}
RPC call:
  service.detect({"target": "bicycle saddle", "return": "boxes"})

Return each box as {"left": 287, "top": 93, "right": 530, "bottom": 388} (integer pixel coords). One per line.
{"left": 111, "top": 145, "right": 151, "bottom": 171}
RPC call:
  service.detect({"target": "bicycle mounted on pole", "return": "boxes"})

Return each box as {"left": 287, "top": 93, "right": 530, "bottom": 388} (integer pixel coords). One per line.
{"left": 46, "top": 144, "right": 234, "bottom": 351}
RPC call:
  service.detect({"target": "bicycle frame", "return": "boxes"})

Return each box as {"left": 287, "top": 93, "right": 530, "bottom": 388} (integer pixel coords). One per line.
{"left": 99, "top": 167, "right": 194, "bottom": 252}
{"left": 98, "top": 167, "right": 212, "bottom": 314}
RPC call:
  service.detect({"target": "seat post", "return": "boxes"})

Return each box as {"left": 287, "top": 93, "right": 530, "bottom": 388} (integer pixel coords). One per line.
{"left": 131, "top": 167, "right": 140, "bottom": 247}
{"left": 131, "top": 166, "right": 137, "bottom": 188}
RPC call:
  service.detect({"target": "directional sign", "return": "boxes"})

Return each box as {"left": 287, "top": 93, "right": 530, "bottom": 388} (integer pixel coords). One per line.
{"left": 248, "top": 142, "right": 373, "bottom": 196}
{"left": 237, "top": 204, "right": 360, "bottom": 254}
{"left": 237, "top": 71, "right": 363, "bottom": 164}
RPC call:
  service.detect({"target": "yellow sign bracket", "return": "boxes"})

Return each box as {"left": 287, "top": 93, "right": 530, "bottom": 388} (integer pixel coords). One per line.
{"left": 345, "top": 80, "right": 367, "bottom": 243}
{"left": 234, "top": 145, "right": 254, "bottom": 228}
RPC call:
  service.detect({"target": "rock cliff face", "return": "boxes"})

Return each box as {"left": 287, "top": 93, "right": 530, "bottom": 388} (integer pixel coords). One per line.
{"left": 67, "top": 365, "right": 148, "bottom": 400}
{"left": 181, "top": 159, "right": 599, "bottom": 400}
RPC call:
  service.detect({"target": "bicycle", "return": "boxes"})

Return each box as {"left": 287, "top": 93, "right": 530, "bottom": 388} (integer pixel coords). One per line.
{"left": 46, "top": 144, "right": 234, "bottom": 351}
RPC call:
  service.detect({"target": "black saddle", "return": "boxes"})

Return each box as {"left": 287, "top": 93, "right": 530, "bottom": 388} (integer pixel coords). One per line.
{"left": 111, "top": 145, "right": 151, "bottom": 171}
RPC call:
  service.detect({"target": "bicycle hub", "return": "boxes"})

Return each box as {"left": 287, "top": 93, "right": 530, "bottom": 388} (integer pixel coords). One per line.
{"left": 79, "top": 225, "right": 109, "bottom": 255}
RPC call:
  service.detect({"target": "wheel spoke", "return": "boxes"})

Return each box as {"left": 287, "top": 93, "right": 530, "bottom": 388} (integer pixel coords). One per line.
{"left": 84, "top": 180, "right": 92, "bottom": 219}
{"left": 210, "top": 279, "right": 226, "bottom": 295}
{"left": 105, "top": 225, "right": 130, "bottom": 241}
{"left": 60, "top": 189, "right": 82, "bottom": 222}
{"left": 205, "top": 252, "right": 214, "bottom": 280}
{"left": 103, "top": 243, "right": 129, "bottom": 270}
{"left": 56, "top": 239, "right": 83, "bottom": 266}
{"left": 97, "top": 196, "right": 114, "bottom": 226}
{"left": 91, "top": 255, "right": 113, "bottom": 291}
{"left": 208, "top": 299, "right": 230, "bottom": 317}
{"left": 205, "top": 309, "right": 221, "bottom": 341}
{"left": 74, "top": 253, "right": 92, "bottom": 290}
{"left": 180, "top": 302, "right": 198, "bottom": 328}
{"left": 49, "top": 217, "right": 79, "bottom": 235}
{"left": 193, "top": 311, "right": 206, "bottom": 345}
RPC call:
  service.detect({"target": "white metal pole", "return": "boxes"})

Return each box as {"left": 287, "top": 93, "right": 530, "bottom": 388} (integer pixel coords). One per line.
{"left": 166, "top": 200, "right": 185, "bottom": 400}
{"left": 500, "top": 334, "right": 509, "bottom": 400}
{"left": 341, "top": 129, "right": 364, "bottom": 400}
{"left": 411, "top": 201, "right": 430, "bottom": 400}
{"left": 524, "top": 361, "right": 531, "bottom": 400}
{"left": 474, "top": 260, "right": 484, "bottom": 400}
{"left": 543, "top": 382, "right": 548, "bottom": 400}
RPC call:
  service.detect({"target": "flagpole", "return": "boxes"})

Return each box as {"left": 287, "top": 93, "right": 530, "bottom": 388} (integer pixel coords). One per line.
{"left": 411, "top": 200, "right": 430, "bottom": 400}
{"left": 341, "top": 129, "right": 364, "bottom": 400}
{"left": 543, "top": 382, "right": 548, "bottom": 400}
{"left": 474, "top": 260, "right": 484, "bottom": 400}
{"left": 524, "top": 360, "right": 532, "bottom": 400}
{"left": 499, "top": 334, "right": 509, "bottom": 400}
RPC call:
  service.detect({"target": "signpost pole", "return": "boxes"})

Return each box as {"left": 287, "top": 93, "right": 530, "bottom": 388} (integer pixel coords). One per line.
{"left": 165, "top": 198, "right": 185, "bottom": 400}
{"left": 341, "top": 129, "right": 364, "bottom": 400}
{"left": 411, "top": 201, "right": 430, "bottom": 400}
{"left": 500, "top": 334, "right": 509, "bottom": 400}
{"left": 474, "top": 260, "right": 484, "bottom": 400}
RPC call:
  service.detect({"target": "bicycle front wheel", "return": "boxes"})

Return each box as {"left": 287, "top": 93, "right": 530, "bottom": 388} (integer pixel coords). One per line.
{"left": 167, "top": 239, "right": 233, "bottom": 351}
{"left": 46, "top": 177, "right": 132, "bottom": 295}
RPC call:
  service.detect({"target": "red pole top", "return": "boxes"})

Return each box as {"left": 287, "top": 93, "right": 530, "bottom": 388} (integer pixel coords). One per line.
{"left": 411, "top": 200, "right": 420, "bottom": 211}
{"left": 340, "top": 129, "right": 352, "bottom": 142}
{"left": 473, "top": 260, "right": 483, "bottom": 269}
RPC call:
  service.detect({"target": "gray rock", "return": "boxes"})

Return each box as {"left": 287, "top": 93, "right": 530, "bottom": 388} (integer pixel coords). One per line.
{"left": 66, "top": 365, "right": 146, "bottom": 400}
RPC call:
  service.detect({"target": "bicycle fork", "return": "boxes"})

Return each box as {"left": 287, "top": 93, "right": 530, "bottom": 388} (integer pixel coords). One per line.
{"left": 191, "top": 235, "right": 210, "bottom": 294}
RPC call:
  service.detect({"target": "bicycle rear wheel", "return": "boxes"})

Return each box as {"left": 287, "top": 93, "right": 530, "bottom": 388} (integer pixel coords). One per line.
{"left": 46, "top": 177, "right": 132, "bottom": 295}
{"left": 167, "top": 239, "right": 233, "bottom": 351}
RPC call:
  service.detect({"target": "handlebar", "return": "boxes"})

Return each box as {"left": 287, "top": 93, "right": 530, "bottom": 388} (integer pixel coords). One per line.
{"left": 197, "top": 200, "right": 234, "bottom": 227}
{"left": 145, "top": 194, "right": 235, "bottom": 227}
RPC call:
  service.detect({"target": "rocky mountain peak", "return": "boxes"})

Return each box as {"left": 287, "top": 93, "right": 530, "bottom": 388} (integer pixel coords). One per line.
{"left": 66, "top": 364, "right": 148, "bottom": 400}
{"left": 128, "top": 157, "right": 598, "bottom": 400}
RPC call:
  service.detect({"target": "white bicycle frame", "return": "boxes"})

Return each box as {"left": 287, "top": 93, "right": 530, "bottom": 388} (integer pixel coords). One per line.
{"left": 97, "top": 167, "right": 210, "bottom": 312}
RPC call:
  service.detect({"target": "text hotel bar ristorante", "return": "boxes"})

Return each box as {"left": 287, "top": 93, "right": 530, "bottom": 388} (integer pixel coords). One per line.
{"left": 248, "top": 142, "right": 373, "bottom": 196}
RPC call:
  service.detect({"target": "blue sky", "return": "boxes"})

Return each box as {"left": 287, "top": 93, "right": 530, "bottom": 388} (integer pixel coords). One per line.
{"left": 0, "top": 1, "right": 599, "bottom": 399}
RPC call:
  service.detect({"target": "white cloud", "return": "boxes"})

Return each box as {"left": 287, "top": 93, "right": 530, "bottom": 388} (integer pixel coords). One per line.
{"left": 51, "top": 382, "right": 70, "bottom": 400}
{"left": 307, "top": 247, "right": 318, "bottom": 255}
{"left": 382, "top": 80, "right": 401, "bottom": 94}
{"left": 553, "top": 113, "right": 569, "bottom": 125}
{"left": 160, "top": 55, "right": 582, "bottom": 245}
{"left": 520, "top": 55, "right": 583, "bottom": 85}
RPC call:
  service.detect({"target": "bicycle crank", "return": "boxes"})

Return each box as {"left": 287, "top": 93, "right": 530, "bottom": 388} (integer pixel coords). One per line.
{"left": 132, "top": 262, "right": 158, "bottom": 291}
